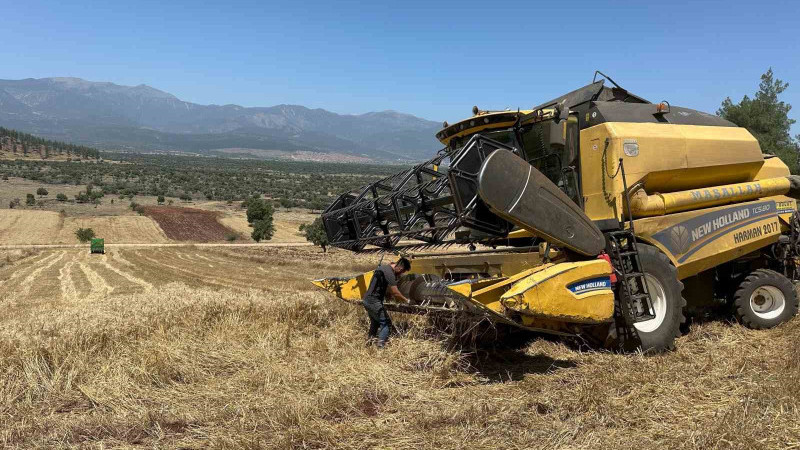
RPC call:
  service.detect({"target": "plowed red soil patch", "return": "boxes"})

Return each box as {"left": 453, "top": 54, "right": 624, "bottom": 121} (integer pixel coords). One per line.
{"left": 140, "top": 206, "right": 235, "bottom": 242}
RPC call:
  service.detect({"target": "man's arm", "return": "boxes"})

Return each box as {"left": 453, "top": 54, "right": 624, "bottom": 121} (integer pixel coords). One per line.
{"left": 387, "top": 285, "right": 411, "bottom": 304}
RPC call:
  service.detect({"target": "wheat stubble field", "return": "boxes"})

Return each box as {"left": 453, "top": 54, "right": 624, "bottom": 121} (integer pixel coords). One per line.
{"left": 2, "top": 245, "right": 800, "bottom": 449}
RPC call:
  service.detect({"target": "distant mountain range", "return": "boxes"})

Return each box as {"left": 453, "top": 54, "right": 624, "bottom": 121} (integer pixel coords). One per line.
{"left": 0, "top": 77, "right": 444, "bottom": 161}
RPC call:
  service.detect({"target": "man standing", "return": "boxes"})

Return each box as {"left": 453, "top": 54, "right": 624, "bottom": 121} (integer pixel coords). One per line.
{"left": 362, "top": 257, "right": 412, "bottom": 348}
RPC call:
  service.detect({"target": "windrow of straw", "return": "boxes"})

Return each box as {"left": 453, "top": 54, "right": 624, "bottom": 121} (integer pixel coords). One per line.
{"left": 1, "top": 248, "right": 799, "bottom": 448}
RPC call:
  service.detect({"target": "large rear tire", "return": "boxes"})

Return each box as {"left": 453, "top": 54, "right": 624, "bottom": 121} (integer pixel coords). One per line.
{"left": 733, "top": 269, "right": 798, "bottom": 329}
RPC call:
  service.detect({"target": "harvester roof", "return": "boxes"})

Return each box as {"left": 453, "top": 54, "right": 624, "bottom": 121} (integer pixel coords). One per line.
{"left": 436, "top": 77, "right": 736, "bottom": 146}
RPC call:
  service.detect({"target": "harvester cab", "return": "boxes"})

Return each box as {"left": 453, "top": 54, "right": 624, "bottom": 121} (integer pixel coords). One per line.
{"left": 313, "top": 73, "right": 800, "bottom": 352}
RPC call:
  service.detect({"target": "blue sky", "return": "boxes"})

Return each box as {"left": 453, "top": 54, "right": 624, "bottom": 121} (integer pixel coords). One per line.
{"left": 1, "top": 0, "right": 798, "bottom": 135}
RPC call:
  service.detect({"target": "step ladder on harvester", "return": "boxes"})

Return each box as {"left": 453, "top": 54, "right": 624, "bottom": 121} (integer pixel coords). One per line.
{"left": 606, "top": 158, "right": 656, "bottom": 350}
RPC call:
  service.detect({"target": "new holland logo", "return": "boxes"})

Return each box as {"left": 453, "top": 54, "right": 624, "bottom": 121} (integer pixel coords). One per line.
{"left": 568, "top": 277, "right": 612, "bottom": 294}
{"left": 670, "top": 225, "right": 691, "bottom": 254}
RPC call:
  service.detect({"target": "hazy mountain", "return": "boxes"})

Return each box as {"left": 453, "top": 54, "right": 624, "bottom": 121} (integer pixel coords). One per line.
{"left": 0, "top": 77, "right": 443, "bottom": 161}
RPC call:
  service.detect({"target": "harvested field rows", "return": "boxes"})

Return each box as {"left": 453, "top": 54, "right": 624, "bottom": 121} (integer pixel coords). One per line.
{"left": 0, "top": 247, "right": 380, "bottom": 305}
{"left": 2, "top": 247, "right": 800, "bottom": 448}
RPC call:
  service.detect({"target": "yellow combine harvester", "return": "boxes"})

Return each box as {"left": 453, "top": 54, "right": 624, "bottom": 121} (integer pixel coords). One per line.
{"left": 313, "top": 73, "right": 800, "bottom": 352}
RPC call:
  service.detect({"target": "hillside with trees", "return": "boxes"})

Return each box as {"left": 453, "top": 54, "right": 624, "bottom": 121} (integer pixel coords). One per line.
{"left": 0, "top": 150, "right": 397, "bottom": 210}
{"left": 0, "top": 126, "right": 100, "bottom": 160}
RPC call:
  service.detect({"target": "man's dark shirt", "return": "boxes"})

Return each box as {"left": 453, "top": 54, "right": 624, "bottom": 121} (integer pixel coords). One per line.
{"left": 363, "top": 264, "right": 396, "bottom": 303}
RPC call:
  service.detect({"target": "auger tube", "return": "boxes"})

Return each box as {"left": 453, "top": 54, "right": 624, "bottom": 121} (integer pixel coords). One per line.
{"left": 629, "top": 176, "right": 800, "bottom": 218}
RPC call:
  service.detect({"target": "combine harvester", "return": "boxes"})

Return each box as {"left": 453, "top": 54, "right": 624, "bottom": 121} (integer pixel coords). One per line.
{"left": 313, "top": 73, "right": 800, "bottom": 351}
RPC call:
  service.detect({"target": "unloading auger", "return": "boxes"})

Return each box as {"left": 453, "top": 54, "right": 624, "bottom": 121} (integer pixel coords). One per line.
{"left": 314, "top": 74, "right": 800, "bottom": 352}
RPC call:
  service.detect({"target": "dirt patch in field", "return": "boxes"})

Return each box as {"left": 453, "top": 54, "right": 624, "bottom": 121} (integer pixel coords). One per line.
{"left": 139, "top": 206, "right": 235, "bottom": 242}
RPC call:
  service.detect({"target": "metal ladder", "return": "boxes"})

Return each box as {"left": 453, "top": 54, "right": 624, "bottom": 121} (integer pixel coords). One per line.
{"left": 607, "top": 158, "right": 656, "bottom": 349}
{"left": 608, "top": 230, "right": 656, "bottom": 321}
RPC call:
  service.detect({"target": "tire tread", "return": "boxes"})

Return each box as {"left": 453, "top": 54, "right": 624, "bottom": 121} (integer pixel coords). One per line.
{"left": 733, "top": 268, "right": 798, "bottom": 330}
{"left": 639, "top": 244, "right": 686, "bottom": 351}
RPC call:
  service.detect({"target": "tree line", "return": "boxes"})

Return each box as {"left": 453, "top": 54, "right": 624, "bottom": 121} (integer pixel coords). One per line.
{"left": 0, "top": 127, "right": 101, "bottom": 160}
{"left": 718, "top": 68, "right": 799, "bottom": 173}
{"left": 0, "top": 153, "right": 397, "bottom": 209}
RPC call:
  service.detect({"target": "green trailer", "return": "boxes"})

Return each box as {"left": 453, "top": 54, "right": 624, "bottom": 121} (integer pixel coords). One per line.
{"left": 90, "top": 238, "right": 105, "bottom": 254}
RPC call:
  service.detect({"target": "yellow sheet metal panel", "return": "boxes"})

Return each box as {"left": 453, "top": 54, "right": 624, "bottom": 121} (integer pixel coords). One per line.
{"left": 635, "top": 198, "right": 783, "bottom": 279}
{"left": 459, "top": 266, "right": 549, "bottom": 313}
{"left": 606, "top": 122, "right": 690, "bottom": 188}
{"left": 312, "top": 272, "right": 372, "bottom": 302}
{"left": 579, "top": 123, "right": 624, "bottom": 222}
{"left": 436, "top": 110, "right": 534, "bottom": 146}
{"left": 608, "top": 122, "right": 764, "bottom": 192}
{"left": 580, "top": 122, "right": 765, "bottom": 223}
{"left": 755, "top": 156, "right": 791, "bottom": 179}
{"left": 409, "top": 251, "right": 545, "bottom": 279}
{"left": 499, "top": 260, "right": 614, "bottom": 324}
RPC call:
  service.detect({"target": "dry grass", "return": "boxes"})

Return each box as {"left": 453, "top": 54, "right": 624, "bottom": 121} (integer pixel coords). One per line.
{"left": 0, "top": 210, "right": 63, "bottom": 244}
{"left": 0, "top": 178, "right": 87, "bottom": 210}
{"left": 0, "top": 210, "right": 169, "bottom": 245}
{"left": 2, "top": 247, "right": 800, "bottom": 448}
{"left": 216, "top": 208, "right": 317, "bottom": 243}
{"left": 1, "top": 177, "right": 313, "bottom": 244}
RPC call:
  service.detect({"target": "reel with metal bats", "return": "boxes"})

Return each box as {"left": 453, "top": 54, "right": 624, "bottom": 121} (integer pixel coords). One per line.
{"left": 321, "top": 135, "right": 518, "bottom": 252}
{"left": 322, "top": 134, "right": 604, "bottom": 257}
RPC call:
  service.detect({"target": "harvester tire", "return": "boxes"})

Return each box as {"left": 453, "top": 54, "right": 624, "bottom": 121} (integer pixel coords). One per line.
{"left": 733, "top": 269, "right": 798, "bottom": 329}
{"left": 634, "top": 244, "right": 686, "bottom": 352}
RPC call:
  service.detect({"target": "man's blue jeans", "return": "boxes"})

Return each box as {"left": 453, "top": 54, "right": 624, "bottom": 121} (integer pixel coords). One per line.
{"left": 363, "top": 297, "right": 392, "bottom": 347}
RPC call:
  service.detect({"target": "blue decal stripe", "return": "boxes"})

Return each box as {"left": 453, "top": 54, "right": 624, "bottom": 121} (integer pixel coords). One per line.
{"left": 677, "top": 214, "right": 776, "bottom": 263}
{"left": 572, "top": 287, "right": 611, "bottom": 294}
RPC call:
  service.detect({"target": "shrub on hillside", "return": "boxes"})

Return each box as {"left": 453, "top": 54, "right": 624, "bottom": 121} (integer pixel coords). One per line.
{"left": 300, "top": 218, "right": 329, "bottom": 252}
{"left": 56, "top": 193, "right": 68, "bottom": 201}
{"left": 129, "top": 201, "right": 144, "bottom": 214}
{"left": 251, "top": 219, "right": 274, "bottom": 242}
{"left": 75, "top": 192, "right": 90, "bottom": 203}
{"left": 36, "top": 187, "right": 48, "bottom": 197}
{"left": 75, "top": 227, "right": 95, "bottom": 243}
{"left": 246, "top": 198, "right": 273, "bottom": 224}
